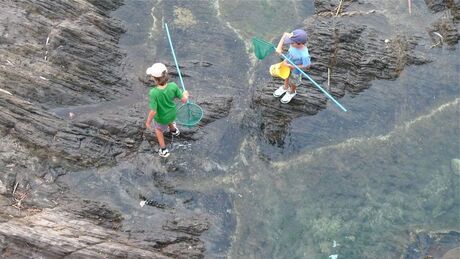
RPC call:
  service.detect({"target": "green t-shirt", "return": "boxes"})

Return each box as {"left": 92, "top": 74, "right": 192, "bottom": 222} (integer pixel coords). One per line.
{"left": 149, "top": 82, "right": 183, "bottom": 125}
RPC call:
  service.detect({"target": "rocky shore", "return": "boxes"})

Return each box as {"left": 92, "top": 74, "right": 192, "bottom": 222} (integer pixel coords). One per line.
{"left": 0, "top": 0, "right": 458, "bottom": 258}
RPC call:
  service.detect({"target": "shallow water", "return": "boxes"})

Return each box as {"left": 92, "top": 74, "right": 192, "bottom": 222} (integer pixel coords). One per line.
{"left": 60, "top": 0, "right": 459, "bottom": 258}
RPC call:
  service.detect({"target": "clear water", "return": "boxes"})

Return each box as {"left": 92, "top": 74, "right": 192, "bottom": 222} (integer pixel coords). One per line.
{"left": 60, "top": 1, "right": 460, "bottom": 258}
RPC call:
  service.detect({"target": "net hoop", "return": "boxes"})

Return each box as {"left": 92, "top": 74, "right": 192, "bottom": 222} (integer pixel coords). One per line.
{"left": 176, "top": 102, "right": 203, "bottom": 127}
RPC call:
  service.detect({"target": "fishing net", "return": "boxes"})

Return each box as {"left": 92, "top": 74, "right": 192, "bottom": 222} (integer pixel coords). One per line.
{"left": 176, "top": 102, "right": 203, "bottom": 127}
{"left": 252, "top": 37, "right": 275, "bottom": 60}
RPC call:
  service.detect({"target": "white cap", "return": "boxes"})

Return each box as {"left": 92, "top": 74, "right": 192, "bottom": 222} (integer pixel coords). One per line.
{"left": 146, "top": 63, "right": 167, "bottom": 77}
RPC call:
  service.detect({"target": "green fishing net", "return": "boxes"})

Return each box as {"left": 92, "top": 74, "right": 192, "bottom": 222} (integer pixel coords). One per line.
{"left": 176, "top": 102, "right": 203, "bottom": 127}
{"left": 252, "top": 37, "right": 275, "bottom": 60}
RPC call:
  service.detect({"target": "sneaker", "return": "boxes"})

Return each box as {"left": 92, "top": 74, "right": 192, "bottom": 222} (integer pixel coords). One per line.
{"left": 273, "top": 86, "right": 288, "bottom": 97}
{"left": 170, "top": 125, "right": 180, "bottom": 137}
{"left": 280, "top": 90, "right": 297, "bottom": 104}
{"left": 158, "top": 148, "right": 170, "bottom": 158}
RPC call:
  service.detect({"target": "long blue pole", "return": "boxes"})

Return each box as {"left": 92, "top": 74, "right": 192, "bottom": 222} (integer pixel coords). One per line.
{"left": 278, "top": 50, "right": 347, "bottom": 112}
{"left": 164, "top": 23, "right": 186, "bottom": 92}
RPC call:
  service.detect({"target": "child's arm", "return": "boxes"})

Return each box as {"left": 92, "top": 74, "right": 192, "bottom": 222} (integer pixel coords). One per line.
{"left": 145, "top": 110, "right": 156, "bottom": 129}
{"left": 276, "top": 32, "right": 292, "bottom": 54}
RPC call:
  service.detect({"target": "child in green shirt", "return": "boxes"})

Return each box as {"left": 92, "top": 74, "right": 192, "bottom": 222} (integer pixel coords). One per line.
{"left": 145, "top": 63, "right": 189, "bottom": 158}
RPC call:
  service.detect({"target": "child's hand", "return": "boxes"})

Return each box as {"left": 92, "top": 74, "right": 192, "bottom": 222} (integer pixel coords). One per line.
{"left": 283, "top": 32, "right": 293, "bottom": 38}
{"left": 277, "top": 32, "right": 293, "bottom": 54}
{"left": 282, "top": 61, "right": 294, "bottom": 69}
{"left": 183, "top": 91, "right": 189, "bottom": 99}
{"left": 145, "top": 121, "right": 152, "bottom": 130}
{"left": 180, "top": 91, "right": 189, "bottom": 103}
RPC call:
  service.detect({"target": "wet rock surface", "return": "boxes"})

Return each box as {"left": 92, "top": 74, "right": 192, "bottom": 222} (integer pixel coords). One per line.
{"left": 0, "top": 134, "right": 235, "bottom": 258}
{"left": 0, "top": 0, "right": 138, "bottom": 167}
{"left": 425, "top": 0, "right": 460, "bottom": 17}
{"left": 425, "top": 0, "right": 460, "bottom": 48}
{"left": 0, "top": 0, "right": 127, "bottom": 107}
{"left": 0, "top": 203, "right": 204, "bottom": 258}
{"left": 0, "top": 0, "right": 237, "bottom": 168}
{"left": 0, "top": 0, "right": 459, "bottom": 258}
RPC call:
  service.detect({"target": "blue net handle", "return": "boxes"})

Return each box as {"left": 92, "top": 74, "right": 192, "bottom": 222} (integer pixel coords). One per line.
{"left": 164, "top": 23, "right": 186, "bottom": 93}
{"left": 164, "top": 23, "right": 204, "bottom": 127}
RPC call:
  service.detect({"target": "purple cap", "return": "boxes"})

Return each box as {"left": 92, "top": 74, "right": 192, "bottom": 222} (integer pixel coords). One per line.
{"left": 284, "top": 29, "right": 308, "bottom": 44}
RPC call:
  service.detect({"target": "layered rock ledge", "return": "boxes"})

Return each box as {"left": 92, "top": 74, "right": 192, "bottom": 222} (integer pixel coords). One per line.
{"left": 250, "top": 0, "right": 459, "bottom": 145}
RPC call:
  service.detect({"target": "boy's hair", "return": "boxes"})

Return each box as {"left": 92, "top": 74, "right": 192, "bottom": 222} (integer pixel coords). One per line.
{"left": 152, "top": 70, "right": 169, "bottom": 86}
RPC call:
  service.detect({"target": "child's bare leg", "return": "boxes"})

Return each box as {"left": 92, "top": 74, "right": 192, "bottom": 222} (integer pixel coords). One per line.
{"left": 284, "top": 78, "right": 290, "bottom": 90}
{"left": 155, "top": 128, "right": 166, "bottom": 149}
